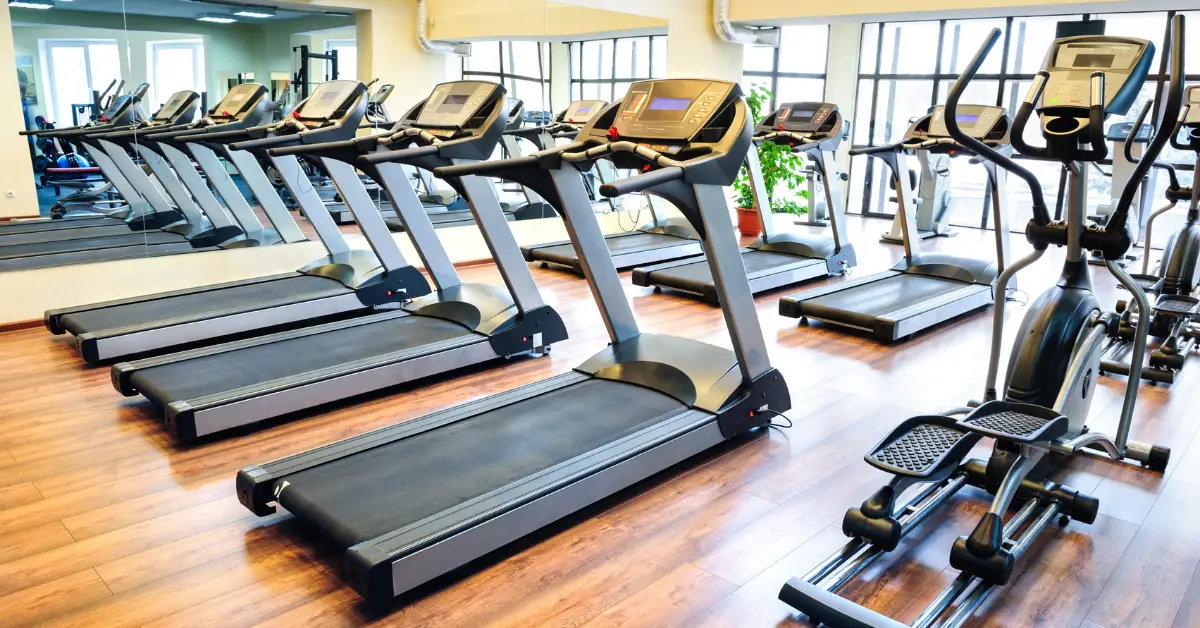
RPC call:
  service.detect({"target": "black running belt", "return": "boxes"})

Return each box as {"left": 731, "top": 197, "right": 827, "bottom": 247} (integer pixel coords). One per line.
{"left": 533, "top": 232, "right": 691, "bottom": 265}
{"left": 276, "top": 378, "right": 688, "bottom": 548}
{"left": 59, "top": 275, "right": 346, "bottom": 334}
{"left": 128, "top": 315, "right": 474, "bottom": 406}
{"left": 799, "top": 274, "right": 980, "bottom": 329}
{"left": 0, "top": 216, "right": 123, "bottom": 234}
{"left": 0, "top": 230, "right": 188, "bottom": 259}
{"left": 0, "top": 223, "right": 135, "bottom": 246}
{"left": 648, "top": 250, "right": 817, "bottom": 288}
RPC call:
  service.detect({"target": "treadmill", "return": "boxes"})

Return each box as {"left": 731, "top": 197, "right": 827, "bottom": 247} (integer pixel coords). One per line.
{"left": 236, "top": 78, "right": 791, "bottom": 604}
{"left": 108, "top": 80, "right": 567, "bottom": 442}
{"left": 44, "top": 80, "right": 429, "bottom": 364}
{"left": 779, "top": 104, "right": 1015, "bottom": 341}
{"left": 3, "top": 84, "right": 183, "bottom": 236}
{"left": 631, "top": 102, "right": 857, "bottom": 303}
{"left": 518, "top": 103, "right": 704, "bottom": 273}
{"left": 0, "top": 91, "right": 248, "bottom": 271}
{"left": 141, "top": 83, "right": 308, "bottom": 247}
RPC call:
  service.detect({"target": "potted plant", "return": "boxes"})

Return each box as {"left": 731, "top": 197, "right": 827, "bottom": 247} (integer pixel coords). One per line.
{"left": 731, "top": 85, "right": 810, "bottom": 237}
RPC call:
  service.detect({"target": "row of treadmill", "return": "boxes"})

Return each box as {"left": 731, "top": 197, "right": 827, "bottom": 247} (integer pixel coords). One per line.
{"left": 16, "top": 16, "right": 1200, "bottom": 626}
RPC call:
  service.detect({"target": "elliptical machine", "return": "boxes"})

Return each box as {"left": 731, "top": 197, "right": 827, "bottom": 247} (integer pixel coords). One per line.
{"left": 1100, "top": 86, "right": 1200, "bottom": 384}
{"left": 778, "top": 17, "right": 1182, "bottom": 628}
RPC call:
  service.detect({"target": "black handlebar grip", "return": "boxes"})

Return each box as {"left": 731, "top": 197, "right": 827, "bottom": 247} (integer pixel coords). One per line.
{"left": 599, "top": 166, "right": 684, "bottom": 197}
{"left": 848, "top": 145, "right": 894, "bottom": 157}
{"left": 358, "top": 144, "right": 441, "bottom": 165}
{"left": 434, "top": 155, "right": 539, "bottom": 179}
{"left": 1123, "top": 100, "right": 1153, "bottom": 164}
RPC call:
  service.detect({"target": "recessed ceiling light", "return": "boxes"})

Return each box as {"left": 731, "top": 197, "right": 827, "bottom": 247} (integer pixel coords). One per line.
{"left": 196, "top": 12, "right": 238, "bottom": 23}
{"left": 9, "top": 0, "right": 55, "bottom": 9}
{"left": 233, "top": 8, "right": 275, "bottom": 18}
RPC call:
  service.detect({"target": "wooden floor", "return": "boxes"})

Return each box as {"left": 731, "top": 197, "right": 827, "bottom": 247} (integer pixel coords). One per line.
{"left": 2, "top": 215, "right": 1199, "bottom": 628}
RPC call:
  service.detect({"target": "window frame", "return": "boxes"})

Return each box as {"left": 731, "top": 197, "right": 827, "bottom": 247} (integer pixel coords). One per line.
{"left": 41, "top": 38, "right": 122, "bottom": 126}
{"left": 742, "top": 25, "right": 831, "bottom": 112}
{"left": 567, "top": 35, "right": 668, "bottom": 104}
{"left": 461, "top": 41, "right": 552, "bottom": 114}
{"left": 851, "top": 11, "right": 1187, "bottom": 229}
{"left": 148, "top": 39, "right": 205, "bottom": 110}
{"left": 324, "top": 38, "right": 357, "bottom": 81}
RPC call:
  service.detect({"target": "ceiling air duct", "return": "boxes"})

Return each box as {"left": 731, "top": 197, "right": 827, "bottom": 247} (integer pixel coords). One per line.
{"left": 713, "top": 0, "right": 780, "bottom": 47}
{"left": 417, "top": 0, "right": 471, "bottom": 57}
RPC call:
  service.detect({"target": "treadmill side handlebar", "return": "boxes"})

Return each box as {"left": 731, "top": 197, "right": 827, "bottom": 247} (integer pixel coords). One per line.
{"left": 434, "top": 155, "right": 539, "bottom": 178}
{"left": 231, "top": 134, "right": 301, "bottom": 152}
{"left": 599, "top": 166, "right": 684, "bottom": 197}
{"left": 358, "top": 144, "right": 441, "bottom": 165}
{"left": 849, "top": 144, "right": 897, "bottom": 157}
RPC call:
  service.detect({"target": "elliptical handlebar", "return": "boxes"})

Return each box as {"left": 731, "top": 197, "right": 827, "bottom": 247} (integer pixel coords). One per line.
{"left": 1169, "top": 103, "right": 1194, "bottom": 151}
{"left": 945, "top": 27, "right": 1051, "bottom": 227}
{"left": 1122, "top": 100, "right": 1154, "bottom": 164}
{"left": 1122, "top": 100, "right": 1181, "bottom": 190}
{"left": 1108, "top": 14, "right": 1186, "bottom": 238}
{"left": 1009, "top": 72, "right": 1050, "bottom": 160}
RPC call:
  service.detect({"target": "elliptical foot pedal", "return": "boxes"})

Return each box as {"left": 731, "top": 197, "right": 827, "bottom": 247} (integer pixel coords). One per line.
{"left": 866, "top": 416, "right": 982, "bottom": 479}
{"left": 958, "top": 401, "right": 1068, "bottom": 444}
{"left": 1155, "top": 295, "right": 1200, "bottom": 317}
{"left": 1128, "top": 273, "right": 1164, "bottom": 295}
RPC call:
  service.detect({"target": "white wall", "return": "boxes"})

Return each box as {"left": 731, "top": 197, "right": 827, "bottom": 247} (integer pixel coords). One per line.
{"left": 0, "top": 5, "right": 39, "bottom": 218}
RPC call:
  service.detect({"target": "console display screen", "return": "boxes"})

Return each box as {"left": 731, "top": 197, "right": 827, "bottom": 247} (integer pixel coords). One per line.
{"left": 437, "top": 93, "right": 471, "bottom": 112}
{"left": 156, "top": 93, "right": 190, "bottom": 120}
{"left": 955, "top": 113, "right": 980, "bottom": 125}
{"left": 789, "top": 109, "right": 818, "bottom": 121}
{"left": 576, "top": 105, "right": 593, "bottom": 114}
{"left": 1073, "top": 53, "right": 1116, "bottom": 68}
{"left": 640, "top": 96, "right": 693, "bottom": 122}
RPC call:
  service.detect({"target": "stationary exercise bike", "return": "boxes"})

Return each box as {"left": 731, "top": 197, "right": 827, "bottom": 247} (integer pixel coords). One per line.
{"left": 1100, "top": 86, "right": 1200, "bottom": 385}
{"left": 779, "top": 18, "right": 1181, "bottom": 628}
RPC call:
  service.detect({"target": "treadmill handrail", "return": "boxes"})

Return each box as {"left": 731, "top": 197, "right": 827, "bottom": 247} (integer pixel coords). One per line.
{"left": 358, "top": 144, "right": 440, "bottom": 165}
{"left": 435, "top": 155, "right": 539, "bottom": 178}
{"left": 230, "top": 134, "right": 303, "bottom": 152}
{"left": 599, "top": 167, "right": 685, "bottom": 197}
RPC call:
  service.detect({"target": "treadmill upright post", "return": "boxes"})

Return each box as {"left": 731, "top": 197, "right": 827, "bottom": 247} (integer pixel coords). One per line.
{"left": 269, "top": 153, "right": 355, "bottom": 258}
{"left": 983, "top": 161, "right": 1014, "bottom": 284}
{"left": 78, "top": 143, "right": 149, "bottom": 215}
{"left": 91, "top": 138, "right": 181, "bottom": 219}
{"left": 808, "top": 149, "right": 850, "bottom": 251}
{"left": 374, "top": 161, "right": 462, "bottom": 290}
{"left": 454, "top": 168, "right": 547, "bottom": 312}
{"left": 548, "top": 166, "right": 640, "bottom": 343}
{"left": 127, "top": 143, "right": 215, "bottom": 230}
{"left": 877, "top": 151, "right": 922, "bottom": 263}
{"left": 221, "top": 149, "right": 308, "bottom": 244}
{"left": 692, "top": 182, "right": 772, "bottom": 381}
{"left": 322, "top": 157, "right": 413, "bottom": 274}
{"left": 156, "top": 143, "right": 250, "bottom": 234}
{"left": 177, "top": 143, "right": 266, "bottom": 234}
{"left": 744, "top": 146, "right": 777, "bottom": 240}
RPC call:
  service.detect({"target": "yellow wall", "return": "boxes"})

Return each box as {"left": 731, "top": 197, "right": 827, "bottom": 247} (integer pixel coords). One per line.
{"left": 0, "top": 4, "right": 40, "bottom": 219}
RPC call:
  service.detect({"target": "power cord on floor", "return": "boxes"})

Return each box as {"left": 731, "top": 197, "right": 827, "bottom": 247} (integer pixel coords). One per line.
{"left": 756, "top": 408, "right": 794, "bottom": 430}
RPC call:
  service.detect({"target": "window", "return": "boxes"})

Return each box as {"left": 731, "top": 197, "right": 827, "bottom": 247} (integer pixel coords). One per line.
{"left": 41, "top": 39, "right": 121, "bottom": 126}
{"left": 148, "top": 40, "right": 205, "bottom": 113}
{"left": 325, "top": 39, "right": 357, "bottom": 82}
{"left": 568, "top": 35, "right": 667, "bottom": 104}
{"left": 462, "top": 41, "right": 551, "bottom": 113}
{"left": 741, "top": 25, "right": 830, "bottom": 111}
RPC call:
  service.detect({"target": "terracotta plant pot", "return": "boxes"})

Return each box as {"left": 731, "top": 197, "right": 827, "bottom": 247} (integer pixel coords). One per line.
{"left": 736, "top": 207, "right": 762, "bottom": 237}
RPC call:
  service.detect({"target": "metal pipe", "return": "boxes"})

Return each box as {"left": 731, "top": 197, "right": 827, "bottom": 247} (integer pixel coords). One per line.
{"left": 416, "top": 0, "right": 470, "bottom": 56}
{"left": 910, "top": 576, "right": 974, "bottom": 628}
{"left": 713, "top": 0, "right": 780, "bottom": 47}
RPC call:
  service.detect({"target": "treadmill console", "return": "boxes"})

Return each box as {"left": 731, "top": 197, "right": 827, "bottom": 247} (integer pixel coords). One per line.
{"left": 208, "top": 83, "right": 267, "bottom": 123}
{"left": 1041, "top": 37, "right": 1153, "bottom": 115}
{"left": 613, "top": 79, "right": 738, "bottom": 140}
{"left": 562, "top": 99, "right": 606, "bottom": 124}
{"left": 769, "top": 102, "right": 838, "bottom": 134}
{"left": 1106, "top": 121, "right": 1153, "bottom": 142}
{"left": 415, "top": 80, "right": 502, "bottom": 135}
{"left": 292, "top": 80, "right": 366, "bottom": 129}
{"left": 924, "top": 105, "right": 1007, "bottom": 140}
{"left": 152, "top": 90, "right": 199, "bottom": 122}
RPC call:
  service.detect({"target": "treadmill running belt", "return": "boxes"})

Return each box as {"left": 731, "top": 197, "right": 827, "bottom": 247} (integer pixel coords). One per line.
{"left": 648, "top": 250, "right": 817, "bottom": 287}
{"left": 0, "top": 216, "right": 123, "bottom": 234}
{"left": 533, "top": 232, "right": 692, "bottom": 265}
{"left": 799, "top": 274, "right": 978, "bottom": 330}
{"left": 0, "top": 231, "right": 188, "bottom": 259}
{"left": 59, "top": 275, "right": 347, "bottom": 334}
{"left": 276, "top": 378, "right": 687, "bottom": 548}
{"left": 128, "top": 315, "right": 474, "bottom": 406}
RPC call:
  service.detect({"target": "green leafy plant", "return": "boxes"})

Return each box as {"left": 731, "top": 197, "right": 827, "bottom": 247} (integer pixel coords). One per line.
{"left": 732, "top": 85, "right": 809, "bottom": 216}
